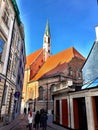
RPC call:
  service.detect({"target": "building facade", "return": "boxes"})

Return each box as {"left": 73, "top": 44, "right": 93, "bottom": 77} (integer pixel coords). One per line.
{"left": 53, "top": 26, "right": 98, "bottom": 130}
{"left": 22, "top": 21, "right": 85, "bottom": 115}
{"left": 0, "top": 0, "right": 26, "bottom": 123}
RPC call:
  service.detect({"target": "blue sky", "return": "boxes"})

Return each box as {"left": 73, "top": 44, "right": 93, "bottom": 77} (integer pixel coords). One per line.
{"left": 17, "top": 0, "right": 98, "bottom": 57}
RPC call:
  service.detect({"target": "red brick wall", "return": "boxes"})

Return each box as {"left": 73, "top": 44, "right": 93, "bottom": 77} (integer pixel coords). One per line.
{"left": 30, "top": 52, "right": 45, "bottom": 80}
{"left": 68, "top": 57, "right": 85, "bottom": 79}
{"left": 68, "top": 57, "right": 85, "bottom": 88}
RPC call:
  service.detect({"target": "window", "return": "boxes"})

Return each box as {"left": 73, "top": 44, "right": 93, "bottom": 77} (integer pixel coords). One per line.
{"left": 0, "top": 38, "right": 4, "bottom": 61}
{"left": 2, "top": 8, "right": 9, "bottom": 28}
{"left": 17, "top": 75, "right": 20, "bottom": 84}
{"left": 8, "top": 51, "right": 13, "bottom": 70}
{"left": 2, "top": 85, "right": 8, "bottom": 104}
{"left": 8, "top": 58, "right": 11, "bottom": 70}
{"left": 69, "top": 67, "right": 73, "bottom": 76}
{"left": 48, "top": 50, "right": 50, "bottom": 53}
{"left": 20, "top": 60, "right": 22, "bottom": 67}
{"left": 38, "top": 86, "right": 43, "bottom": 100}
{"left": 21, "top": 46, "right": 23, "bottom": 54}
{"left": 48, "top": 37, "right": 50, "bottom": 43}
{"left": 50, "top": 85, "right": 54, "bottom": 100}
{"left": 44, "top": 37, "right": 46, "bottom": 43}
{"left": 77, "top": 69, "right": 82, "bottom": 79}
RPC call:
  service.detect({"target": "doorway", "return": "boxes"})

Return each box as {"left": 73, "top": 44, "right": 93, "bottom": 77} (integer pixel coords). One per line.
{"left": 56, "top": 100, "right": 60, "bottom": 123}
{"left": 73, "top": 97, "right": 87, "bottom": 130}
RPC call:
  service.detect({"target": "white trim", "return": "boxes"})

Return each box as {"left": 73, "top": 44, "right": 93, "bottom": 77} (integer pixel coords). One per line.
{"left": 70, "top": 98, "right": 74, "bottom": 129}
{"left": 68, "top": 97, "right": 70, "bottom": 127}
{"left": 85, "top": 96, "right": 95, "bottom": 130}
{"left": 60, "top": 99, "right": 62, "bottom": 124}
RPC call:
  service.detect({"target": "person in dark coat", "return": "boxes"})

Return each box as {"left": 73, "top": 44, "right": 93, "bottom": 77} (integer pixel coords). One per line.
{"left": 28, "top": 107, "right": 30, "bottom": 114}
{"left": 40, "top": 110, "right": 48, "bottom": 130}
{"left": 24, "top": 107, "right": 27, "bottom": 115}
{"left": 34, "top": 111, "right": 40, "bottom": 130}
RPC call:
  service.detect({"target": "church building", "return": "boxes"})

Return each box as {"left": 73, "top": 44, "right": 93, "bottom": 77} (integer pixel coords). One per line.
{"left": 21, "top": 21, "right": 85, "bottom": 114}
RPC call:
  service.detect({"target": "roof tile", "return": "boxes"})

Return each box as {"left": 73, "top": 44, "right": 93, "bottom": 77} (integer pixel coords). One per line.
{"left": 25, "top": 48, "right": 43, "bottom": 69}
{"left": 30, "top": 47, "right": 85, "bottom": 81}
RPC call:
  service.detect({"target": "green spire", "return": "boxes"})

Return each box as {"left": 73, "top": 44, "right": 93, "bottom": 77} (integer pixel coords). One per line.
{"left": 45, "top": 20, "right": 50, "bottom": 36}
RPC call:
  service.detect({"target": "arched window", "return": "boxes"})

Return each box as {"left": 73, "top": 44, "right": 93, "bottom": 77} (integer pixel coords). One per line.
{"left": 0, "top": 38, "right": 4, "bottom": 61}
{"left": 50, "top": 84, "right": 55, "bottom": 100}
{"left": 38, "top": 86, "right": 43, "bottom": 100}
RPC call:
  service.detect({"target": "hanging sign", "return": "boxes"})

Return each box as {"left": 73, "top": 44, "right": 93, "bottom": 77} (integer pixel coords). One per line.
{"left": 14, "top": 91, "right": 20, "bottom": 98}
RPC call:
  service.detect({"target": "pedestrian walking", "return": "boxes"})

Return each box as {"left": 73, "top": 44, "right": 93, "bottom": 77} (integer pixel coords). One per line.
{"left": 28, "top": 107, "right": 30, "bottom": 114}
{"left": 34, "top": 111, "right": 40, "bottom": 130}
{"left": 24, "top": 107, "right": 27, "bottom": 115}
{"left": 40, "top": 110, "right": 48, "bottom": 130}
{"left": 28, "top": 110, "right": 33, "bottom": 130}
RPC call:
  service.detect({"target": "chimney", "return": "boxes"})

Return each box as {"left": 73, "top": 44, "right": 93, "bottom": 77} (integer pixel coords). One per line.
{"left": 95, "top": 26, "right": 98, "bottom": 41}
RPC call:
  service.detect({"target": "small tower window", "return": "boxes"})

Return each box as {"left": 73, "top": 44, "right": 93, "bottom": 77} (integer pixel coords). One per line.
{"left": 48, "top": 37, "right": 50, "bottom": 43}
{"left": 44, "top": 37, "right": 46, "bottom": 43}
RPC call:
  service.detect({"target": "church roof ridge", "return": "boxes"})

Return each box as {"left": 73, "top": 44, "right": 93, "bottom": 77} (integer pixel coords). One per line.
{"left": 50, "top": 47, "right": 85, "bottom": 61}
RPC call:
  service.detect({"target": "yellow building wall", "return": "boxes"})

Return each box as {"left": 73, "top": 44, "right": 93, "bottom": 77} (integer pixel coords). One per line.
{"left": 21, "top": 68, "right": 39, "bottom": 113}
{"left": 27, "top": 81, "right": 39, "bottom": 100}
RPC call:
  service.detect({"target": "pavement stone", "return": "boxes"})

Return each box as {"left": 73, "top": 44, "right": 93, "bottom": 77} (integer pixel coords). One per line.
{"left": 0, "top": 114, "right": 69, "bottom": 130}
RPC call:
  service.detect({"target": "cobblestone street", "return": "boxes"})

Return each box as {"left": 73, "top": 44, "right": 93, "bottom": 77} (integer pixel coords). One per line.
{"left": 0, "top": 114, "right": 69, "bottom": 130}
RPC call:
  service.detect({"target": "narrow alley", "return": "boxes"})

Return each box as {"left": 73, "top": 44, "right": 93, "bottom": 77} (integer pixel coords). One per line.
{"left": 0, "top": 114, "right": 69, "bottom": 130}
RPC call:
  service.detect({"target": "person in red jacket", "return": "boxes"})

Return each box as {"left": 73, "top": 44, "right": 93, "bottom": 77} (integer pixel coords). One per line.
{"left": 28, "top": 111, "right": 33, "bottom": 130}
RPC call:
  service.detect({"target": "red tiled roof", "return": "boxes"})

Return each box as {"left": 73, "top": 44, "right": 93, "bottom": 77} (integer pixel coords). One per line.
{"left": 25, "top": 48, "right": 43, "bottom": 69}
{"left": 31, "top": 47, "right": 85, "bottom": 81}
{"left": 41, "top": 62, "right": 68, "bottom": 78}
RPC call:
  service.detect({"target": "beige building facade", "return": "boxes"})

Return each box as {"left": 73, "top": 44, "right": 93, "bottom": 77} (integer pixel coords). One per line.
{"left": 0, "top": 0, "right": 26, "bottom": 123}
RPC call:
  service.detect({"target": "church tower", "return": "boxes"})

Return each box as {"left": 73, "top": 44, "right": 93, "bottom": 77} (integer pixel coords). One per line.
{"left": 43, "top": 21, "right": 51, "bottom": 61}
